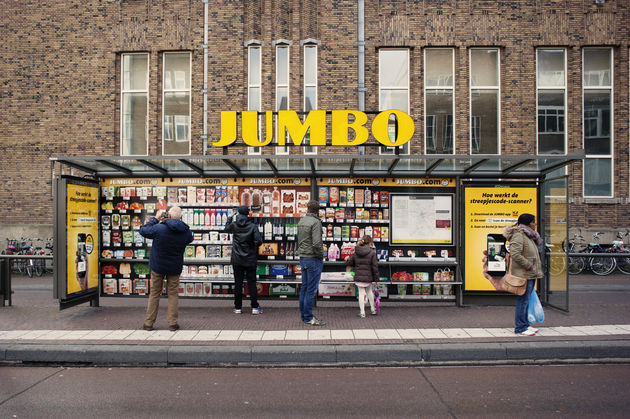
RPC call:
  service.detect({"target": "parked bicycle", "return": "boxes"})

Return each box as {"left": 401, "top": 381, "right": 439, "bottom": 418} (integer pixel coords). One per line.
{"left": 565, "top": 233, "right": 587, "bottom": 275}
{"left": 610, "top": 231, "right": 630, "bottom": 275}
{"left": 586, "top": 232, "right": 616, "bottom": 276}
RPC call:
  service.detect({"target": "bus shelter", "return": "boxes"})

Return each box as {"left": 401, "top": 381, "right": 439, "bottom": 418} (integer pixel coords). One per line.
{"left": 51, "top": 152, "right": 583, "bottom": 311}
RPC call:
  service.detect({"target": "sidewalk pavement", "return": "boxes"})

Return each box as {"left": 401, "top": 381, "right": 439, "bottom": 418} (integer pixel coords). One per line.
{"left": 1, "top": 274, "right": 629, "bottom": 366}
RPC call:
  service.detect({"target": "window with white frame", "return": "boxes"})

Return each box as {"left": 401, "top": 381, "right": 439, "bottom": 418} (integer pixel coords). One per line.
{"left": 163, "top": 52, "right": 191, "bottom": 155}
{"left": 425, "top": 48, "right": 454, "bottom": 154}
{"left": 276, "top": 44, "right": 290, "bottom": 155}
{"left": 248, "top": 44, "right": 262, "bottom": 156}
{"left": 303, "top": 44, "right": 318, "bottom": 155}
{"left": 121, "top": 53, "right": 149, "bottom": 156}
{"left": 470, "top": 49, "right": 500, "bottom": 154}
{"left": 536, "top": 49, "right": 566, "bottom": 155}
{"left": 583, "top": 48, "right": 613, "bottom": 197}
{"left": 379, "top": 48, "right": 410, "bottom": 155}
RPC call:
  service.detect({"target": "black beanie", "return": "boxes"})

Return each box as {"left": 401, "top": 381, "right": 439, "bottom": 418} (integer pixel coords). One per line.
{"left": 238, "top": 206, "right": 250, "bottom": 215}
{"left": 517, "top": 213, "right": 535, "bottom": 226}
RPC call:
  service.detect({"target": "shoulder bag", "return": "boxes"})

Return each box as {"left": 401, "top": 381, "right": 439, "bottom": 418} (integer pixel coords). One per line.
{"left": 502, "top": 243, "right": 527, "bottom": 296}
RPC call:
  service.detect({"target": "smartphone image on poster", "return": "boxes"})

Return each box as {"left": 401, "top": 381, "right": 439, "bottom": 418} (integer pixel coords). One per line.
{"left": 487, "top": 234, "right": 507, "bottom": 277}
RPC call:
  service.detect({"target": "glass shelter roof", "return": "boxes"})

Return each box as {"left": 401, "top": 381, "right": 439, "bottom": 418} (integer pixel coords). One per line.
{"left": 51, "top": 153, "right": 584, "bottom": 179}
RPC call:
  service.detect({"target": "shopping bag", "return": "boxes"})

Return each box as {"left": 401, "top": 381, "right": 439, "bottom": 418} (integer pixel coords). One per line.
{"left": 527, "top": 291, "right": 545, "bottom": 324}
{"left": 373, "top": 286, "right": 381, "bottom": 315}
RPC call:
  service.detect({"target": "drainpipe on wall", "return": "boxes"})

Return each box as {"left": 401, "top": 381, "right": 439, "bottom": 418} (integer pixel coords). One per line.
{"left": 357, "top": 0, "right": 365, "bottom": 155}
{"left": 202, "top": 0, "right": 209, "bottom": 154}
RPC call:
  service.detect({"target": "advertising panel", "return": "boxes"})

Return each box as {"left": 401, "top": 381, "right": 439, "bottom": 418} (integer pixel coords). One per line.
{"left": 66, "top": 183, "right": 99, "bottom": 294}
{"left": 390, "top": 194, "right": 453, "bottom": 244}
{"left": 464, "top": 186, "right": 537, "bottom": 291}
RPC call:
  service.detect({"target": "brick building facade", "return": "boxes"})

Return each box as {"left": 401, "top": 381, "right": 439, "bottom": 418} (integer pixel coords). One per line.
{"left": 1, "top": 0, "right": 629, "bottom": 243}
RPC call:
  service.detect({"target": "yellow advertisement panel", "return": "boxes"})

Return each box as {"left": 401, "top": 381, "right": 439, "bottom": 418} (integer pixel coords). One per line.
{"left": 320, "top": 178, "right": 455, "bottom": 187}
{"left": 464, "top": 186, "right": 537, "bottom": 291}
{"left": 66, "top": 184, "right": 99, "bottom": 294}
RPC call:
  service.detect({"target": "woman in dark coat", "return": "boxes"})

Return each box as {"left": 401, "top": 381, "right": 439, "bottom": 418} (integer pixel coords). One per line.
{"left": 346, "top": 235, "right": 379, "bottom": 318}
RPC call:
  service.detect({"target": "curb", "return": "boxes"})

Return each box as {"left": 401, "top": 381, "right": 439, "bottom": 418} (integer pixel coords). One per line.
{"left": 1, "top": 341, "right": 629, "bottom": 367}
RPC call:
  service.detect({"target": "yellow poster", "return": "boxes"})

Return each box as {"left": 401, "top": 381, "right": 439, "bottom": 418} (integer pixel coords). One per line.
{"left": 464, "top": 187, "right": 537, "bottom": 291}
{"left": 66, "top": 184, "right": 99, "bottom": 294}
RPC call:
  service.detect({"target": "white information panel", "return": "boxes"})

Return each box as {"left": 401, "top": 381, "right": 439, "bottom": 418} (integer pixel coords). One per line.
{"left": 391, "top": 194, "right": 453, "bottom": 244}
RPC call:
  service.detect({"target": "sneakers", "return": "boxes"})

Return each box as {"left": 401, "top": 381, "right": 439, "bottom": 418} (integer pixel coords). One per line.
{"left": 233, "top": 308, "right": 242, "bottom": 314}
{"left": 252, "top": 307, "right": 263, "bottom": 315}
{"left": 358, "top": 313, "right": 366, "bottom": 318}
{"left": 529, "top": 327, "right": 539, "bottom": 334}
{"left": 517, "top": 327, "right": 538, "bottom": 336}
{"left": 304, "top": 317, "right": 326, "bottom": 326}
{"left": 370, "top": 310, "right": 377, "bottom": 315}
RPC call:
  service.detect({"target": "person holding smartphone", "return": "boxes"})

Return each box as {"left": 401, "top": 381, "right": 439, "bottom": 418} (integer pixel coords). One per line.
{"left": 484, "top": 213, "right": 543, "bottom": 336}
{"left": 139, "top": 206, "right": 193, "bottom": 331}
{"left": 223, "top": 206, "right": 263, "bottom": 315}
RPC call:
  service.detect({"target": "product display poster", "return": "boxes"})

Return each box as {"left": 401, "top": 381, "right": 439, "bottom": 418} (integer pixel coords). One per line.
{"left": 66, "top": 183, "right": 99, "bottom": 294}
{"left": 464, "top": 186, "right": 537, "bottom": 291}
{"left": 390, "top": 194, "right": 452, "bottom": 244}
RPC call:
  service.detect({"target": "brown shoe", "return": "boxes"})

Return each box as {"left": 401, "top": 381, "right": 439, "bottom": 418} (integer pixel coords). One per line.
{"left": 142, "top": 324, "right": 154, "bottom": 331}
{"left": 169, "top": 323, "right": 180, "bottom": 332}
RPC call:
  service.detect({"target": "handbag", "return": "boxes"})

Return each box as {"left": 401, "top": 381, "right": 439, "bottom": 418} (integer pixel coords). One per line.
{"left": 502, "top": 245, "right": 527, "bottom": 296}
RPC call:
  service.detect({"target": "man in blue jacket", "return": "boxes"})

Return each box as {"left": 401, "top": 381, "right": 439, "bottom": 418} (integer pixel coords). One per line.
{"left": 224, "top": 206, "right": 263, "bottom": 314}
{"left": 139, "top": 206, "right": 193, "bottom": 331}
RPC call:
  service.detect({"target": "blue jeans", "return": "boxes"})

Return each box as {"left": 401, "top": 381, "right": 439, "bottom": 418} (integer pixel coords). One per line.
{"left": 514, "top": 278, "right": 536, "bottom": 333}
{"left": 299, "top": 257, "right": 323, "bottom": 322}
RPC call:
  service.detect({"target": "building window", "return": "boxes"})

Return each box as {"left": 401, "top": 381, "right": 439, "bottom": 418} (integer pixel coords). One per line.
{"left": 248, "top": 45, "right": 262, "bottom": 155}
{"left": 276, "top": 44, "right": 290, "bottom": 155}
{"left": 121, "top": 53, "right": 148, "bottom": 156}
{"left": 470, "top": 48, "right": 500, "bottom": 154}
{"left": 303, "top": 44, "right": 318, "bottom": 155}
{"left": 379, "top": 48, "right": 410, "bottom": 155}
{"left": 536, "top": 49, "right": 566, "bottom": 155}
{"left": 163, "top": 52, "right": 191, "bottom": 155}
{"left": 425, "top": 48, "right": 454, "bottom": 154}
{"left": 583, "top": 48, "right": 613, "bottom": 197}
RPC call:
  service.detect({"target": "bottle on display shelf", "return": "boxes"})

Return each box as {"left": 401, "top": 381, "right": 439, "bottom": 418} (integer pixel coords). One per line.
{"left": 364, "top": 187, "right": 371, "bottom": 206}
{"left": 210, "top": 209, "right": 216, "bottom": 227}
{"left": 279, "top": 242, "right": 285, "bottom": 257}
{"left": 204, "top": 209, "right": 210, "bottom": 226}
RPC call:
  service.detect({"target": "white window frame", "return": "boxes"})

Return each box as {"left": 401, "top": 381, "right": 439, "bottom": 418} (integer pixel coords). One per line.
{"left": 247, "top": 44, "right": 262, "bottom": 156}
{"left": 379, "top": 48, "right": 410, "bottom": 155}
{"left": 536, "top": 48, "right": 567, "bottom": 157}
{"left": 583, "top": 47, "right": 614, "bottom": 198}
{"left": 469, "top": 48, "right": 500, "bottom": 155}
{"left": 120, "top": 53, "right": 149, "bottom": 156}
{"left": 424, "top": 48, "right": 455, "bottom": 155}
{"left": 275, "top": 43, "right": 290, "bottom": 155}
{"left": 303, "top": 43, "right": 318, "bottom": 155}
{"left": 162, "top": 52, "right": 191, "bottom": 156}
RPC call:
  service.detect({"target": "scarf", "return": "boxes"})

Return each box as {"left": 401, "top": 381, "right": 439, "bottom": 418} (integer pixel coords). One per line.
{"left": 520, "top": 224, "right": 543, "bottom": 251}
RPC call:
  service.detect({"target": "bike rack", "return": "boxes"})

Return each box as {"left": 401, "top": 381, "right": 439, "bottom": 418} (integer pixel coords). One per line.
{"left": 0, "top": 254, "right": 54, "bottom": 307}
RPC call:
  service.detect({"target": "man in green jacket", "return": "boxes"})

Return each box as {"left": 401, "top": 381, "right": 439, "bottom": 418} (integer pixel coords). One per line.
{"left": 297, "top": 200, "right": 325, "bottom": 325}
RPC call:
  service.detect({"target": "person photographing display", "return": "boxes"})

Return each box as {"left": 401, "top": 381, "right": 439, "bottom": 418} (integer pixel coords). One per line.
{"left": 223, "top": 206, "right": 263, "bottom": 315}
{"left": 139, "top": 206, "right": 193, "bottom": 331}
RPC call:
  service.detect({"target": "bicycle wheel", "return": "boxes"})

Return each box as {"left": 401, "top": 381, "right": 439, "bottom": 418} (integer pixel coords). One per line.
{"left": 26, "top": 259, "right": 33, "bottom": 278}
{"left": 568, "top": 256, "right": 585, "bottom": 275}
{"left": 34, "top": 259, "right": 44, "bottom": 276}
{"left": 616, "top": 255, "right": 630, "bottom": 275}
{"left": 549, "top": 254, "right": 566, "bottom": 276}
{"left": 590, "top": 256, "right": 616, "bottom": 276}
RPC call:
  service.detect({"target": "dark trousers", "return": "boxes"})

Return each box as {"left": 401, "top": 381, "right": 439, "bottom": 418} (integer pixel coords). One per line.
{"left": 233, "top": 264, "right": 259, "bottom": 310}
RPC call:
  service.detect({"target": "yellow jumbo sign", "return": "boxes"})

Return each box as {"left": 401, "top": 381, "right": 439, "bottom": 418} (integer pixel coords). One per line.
{"left": 212, "top": 110, "right": 414, "bottom": 148}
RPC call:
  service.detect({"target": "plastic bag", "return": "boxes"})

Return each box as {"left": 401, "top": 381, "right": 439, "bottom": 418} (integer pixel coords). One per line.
{"left": 527, "top": 291, "right": 545, "bottom": 324}
{"left": 373, "top": 286, "right": 381, "bottom": 315}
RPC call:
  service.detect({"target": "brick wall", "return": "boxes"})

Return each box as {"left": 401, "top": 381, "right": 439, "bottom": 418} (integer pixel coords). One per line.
{"left": 1, "top": 0, "right": 629, "bottom": 238}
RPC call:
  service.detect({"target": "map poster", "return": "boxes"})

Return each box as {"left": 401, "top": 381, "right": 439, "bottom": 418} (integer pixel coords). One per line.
{"left": 464, "top": 186, "right": 537, "bottom": 291}
{"left": 390, "top": 194, "right": 453, "bottom": 244}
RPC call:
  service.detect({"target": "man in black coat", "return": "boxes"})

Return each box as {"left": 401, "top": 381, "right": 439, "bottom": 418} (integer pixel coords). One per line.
{"left": 224, "top": 206, "right": 263, "bottom": 314}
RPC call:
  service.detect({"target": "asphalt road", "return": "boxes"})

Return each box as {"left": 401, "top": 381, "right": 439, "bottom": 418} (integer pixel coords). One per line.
{"left": 1, "top": 364, "right": 629, "bottom": 418}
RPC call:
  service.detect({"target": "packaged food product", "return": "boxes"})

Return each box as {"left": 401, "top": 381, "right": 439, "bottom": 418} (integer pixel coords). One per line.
{"left": 121, "top": 215, "right": 130, "bottom": 229}
{"left": 372, "top": 191, "right": 380, "bottom": 205}
{"left": 347, "top": 188, "right": 354, "bottom": 206}
{"left": 380, "top": 191, "right": 389, "bottom": 206}
{"left": 355, "top": 188, "right": 364, "bottom": 206}
{"left": 325, "top": 207, "right": 335, "bottom": 219}
{"left": 339, "top": 189, "right": 347, "bottom": 206}
{"left": 119, "top": 263, "right": 132, "bottom": 275}
{"left": 185, "top": 246, "right": 195, "bottom": 258}
{"left": 102, "top": 230, "right": 111, "bottom": 247}
{"left": 111, "top": 214, "right": 120, "bottom": 229}
{"left": 207, "top": 187, "right": 216, "bottom": 203}
{"left": 195, "top": 246, "right": 206, "bottom": 258}
{"left": 335, "top": 208, "right": 345, "bottom": 219}
{"left": 318, "top": 187, "right": 329, "bottom": 205}
{"left": 329, "top": 187, "right": 339, "bottom": 205}
{"left": 187, "top": 186, "right": 197, "bottom": 204}
{"left": 119, "top": 278, "right": 132, "bottom": 294}
{"left": 103, "top": 278, "right": 117, "bottom": 294}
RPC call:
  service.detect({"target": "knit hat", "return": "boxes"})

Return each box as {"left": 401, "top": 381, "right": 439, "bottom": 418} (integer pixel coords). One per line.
{"left": 517, "top": 213, "right": 535, "bottom": 226}
{"left": 238, "top": 206, "right": 250, "bottom": 215}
